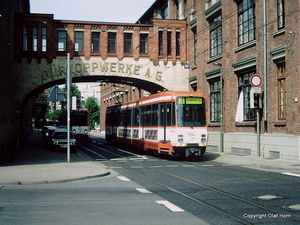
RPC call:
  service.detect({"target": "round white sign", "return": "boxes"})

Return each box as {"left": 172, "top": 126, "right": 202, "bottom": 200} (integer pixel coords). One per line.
{"left": 250, "top": 74, "right": 262, "bottom": 87}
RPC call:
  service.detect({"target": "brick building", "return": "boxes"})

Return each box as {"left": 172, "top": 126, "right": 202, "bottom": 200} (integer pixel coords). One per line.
{"left": 0, "top": 0, "right": 30, "bottom": 161}
{"left": 2, "top": 0, "right": 300, "bottom": 162}
{"left": 102, "top": 0, "right": 300, "bottom": 161}
{"left": 186, "top": 0, "right": 300, "bottom": 160}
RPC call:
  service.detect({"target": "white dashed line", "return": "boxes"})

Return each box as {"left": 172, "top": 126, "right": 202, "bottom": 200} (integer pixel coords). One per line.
{"left": 117, "top": 176, "right": 131, "bottom": 181}
{"left": 182, "top": 165, "right": 195, "bottom": 167}
{"left": 202, "top": 164, "right": 214, "bottom": 167}
{"left": 135, "top": 188, "right": 152, "bottom": 194}
{"left": 166, "top": 165, "right": 179, "bottom": 167}
{"left": 156, "top": 200, "right": 185, "bottom": 212}
{"left": 131, "top": 166, "right": 143, "bottom": 169}
{"left": 282, "top": 172, "right": 300, "bottom": 178}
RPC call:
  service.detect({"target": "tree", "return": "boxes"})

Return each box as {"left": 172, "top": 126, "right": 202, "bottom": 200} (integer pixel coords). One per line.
{"left": 34, "top": 92, "right": 49, "bottom": 128}
{"left": 62, "top": 84, "right": 82, "bottom": 109}
{"left": 62, "top": 84, "right": 81, "bottom": 97}
{"left": 84, "top": 97, "right": 100, "bottom": 129}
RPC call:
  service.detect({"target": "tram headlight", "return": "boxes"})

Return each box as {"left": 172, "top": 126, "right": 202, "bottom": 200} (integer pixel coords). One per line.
{"left": 178, "top": 135, "right": 184, "bottom": 143}
{"left": 84, "top": 129, "right": 87, "bottom": 134}
{"left": 73, "top": 130, "right": 76, "bottom": 134}
{"left": 201, "top": 134, "right": 207, "bottom": 143}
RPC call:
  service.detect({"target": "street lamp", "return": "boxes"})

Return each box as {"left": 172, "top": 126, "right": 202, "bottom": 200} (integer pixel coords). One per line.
{"left": 213, "top": 62, "right": 223, "bottom": 153}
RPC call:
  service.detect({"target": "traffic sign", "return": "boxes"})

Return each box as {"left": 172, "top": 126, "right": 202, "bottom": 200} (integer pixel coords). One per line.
{"left": 250, "top": 74, "right": 262, "bottom": 87}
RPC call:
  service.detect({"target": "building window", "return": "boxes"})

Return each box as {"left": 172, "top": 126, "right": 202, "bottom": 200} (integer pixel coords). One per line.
{"left": 42, "top": 25, "right": 47, "bottom": 52}
{"left": 183, "top": 0, "right": 187, "bottom": 18}
{"left": 237, "top": 0, "right": 255, "bottom": 45}
{"left": 277, "top": 0, "right": 285, "bottom": 29}
{"left": 167, "top": 30, "right": 172, "bottom": 56}
{"left": 58, "top": 30, "right": 67, "bottom": 52}
{"left": 162, "top": 5, "right": 169, "bottom": 19}
{"left": 277, "top": 62, "right": 286, "bottom": 120}
{"left": 91, "top": 32, "right": 100, "bottom": 53}
{"left": 124, "top": 33, "right": 132, "bottom": 54}
{"left": 22, "top": 26, "right": 28, "bottom": 51}
{"left": 32, "top": 24, "right": 38, "bottom": 52}
{"left": 158, "top": 30, "right": 163, "bottom": 56}
{"left": 210, "top": 79, "right": 221, "bottom": 122}
{"left": 140, "top": 33, "right": 148, "bottom": 54}
{"left": 192, "top": 27, "right": 197, "bottom": 65}
{"left": 210, "top": 14, "right": 222, "bottom": 57}
{"left": 75, "top": 31, "right": 83, "bottom": 52}
{"left": 176, "top": 31, "right": 180, "bottom": 56}
{"left": 108, "top": 32, "right": 116, "bottom": 54}
{"left": 238, "top": 71, "right": 256, "bottom": 121}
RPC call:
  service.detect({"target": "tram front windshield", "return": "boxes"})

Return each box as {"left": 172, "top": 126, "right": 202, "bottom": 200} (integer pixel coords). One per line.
{"left": 177, "top": 97, "right": 205, "bottom": 127}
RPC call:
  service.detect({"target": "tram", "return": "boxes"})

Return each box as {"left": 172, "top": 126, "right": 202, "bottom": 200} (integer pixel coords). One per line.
{"left": 71, "top": 108, "right": 89, "bottom": 140}
{"left": 105, "top": 91, "right": 207, "bottom": 158}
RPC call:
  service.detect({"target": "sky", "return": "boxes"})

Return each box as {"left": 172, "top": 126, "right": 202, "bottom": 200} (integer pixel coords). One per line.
{"left": 30, "top": 0, "right": 156, "bottom": 23}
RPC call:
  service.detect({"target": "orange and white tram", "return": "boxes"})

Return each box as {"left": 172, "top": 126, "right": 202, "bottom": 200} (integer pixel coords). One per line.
{"left": 105, "top": 91, "right": 207, "bottom": 158}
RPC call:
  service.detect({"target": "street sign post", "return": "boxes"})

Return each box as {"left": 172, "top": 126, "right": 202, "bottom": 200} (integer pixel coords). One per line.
{"left": 250, "top": 74, "right": 262, "bottom": 157}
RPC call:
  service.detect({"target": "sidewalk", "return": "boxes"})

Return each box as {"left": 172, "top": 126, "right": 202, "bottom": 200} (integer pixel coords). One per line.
{"left": 0, "top": 130, "right": 110, "bottom": 185}
{"left": 207, "top": 150, "right": 300, "bottom": 173}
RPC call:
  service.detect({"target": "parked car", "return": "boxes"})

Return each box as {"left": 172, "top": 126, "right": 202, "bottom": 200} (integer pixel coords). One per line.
{"left": 49, "top": 128, "right": 77, "bottom": 153}
{"left": 44, "top": 126, "right": 57, "bottom": 145}
{"left": 94, "top": 125, "right": 101, "bottom": 132}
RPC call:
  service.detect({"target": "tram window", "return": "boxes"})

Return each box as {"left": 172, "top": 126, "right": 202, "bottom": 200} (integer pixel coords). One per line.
{"left": 166, "top": 103, "right": 174, "bottom": 126}
{"left": 159, "top": 102, "right": 175, "bottom": 126}
{"left": 120, "top": 109, "right": 131, "bottom": 126}
{"left": 145, "top": 105, "right": 151, "bottom": 125}
{"left": 132, "top": 107, "right": 140, "bottom": 126}
{"left": 152, "top": 104, "right": 158, "bottom": 126}
{"left": 141, "top": 104, "right": 159, "bottom": 126}
{"left": 106, "top": 107, "right": 120, "bottom": 126}
{"left": 177, "top": 97, "right": 206, "bottom": 127}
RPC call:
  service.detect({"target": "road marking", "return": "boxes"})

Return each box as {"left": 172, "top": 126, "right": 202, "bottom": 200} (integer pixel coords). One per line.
{"left": 117, "top": 176, "right": 131, "bottom": 181}
{"left": 111, "top": 158, "right": 128, "bottom": 162}
{"left": 282, "top": 172, "right": 300, "bottom": 178}
{"left": 166, "top": 165, "right": 179, "bottom": 167}
{"left": 131, "top": 166, "right": 143, "bottom": 169}
{"left": 136, "top": 188, "right": 152, "bottom": 194}
{"left": 110, "top": 167, "right": 123, "bottom": 169}
{"left": 116, "top": 148, "right": 145, "bottom": 159}
{"left": 80, "top": 146, "right": 106, "bottom": 159}
{"left": 151, "top": 166, "right": 163, "bottom": 168}
{"left": 183, "top": 165, "right": 195, "bottom": 167}
{"left": 202, "top": 164, "right": 214, "bottom": 167}
{"left": 156, "top": 200, "right": 184, "bottom": 212}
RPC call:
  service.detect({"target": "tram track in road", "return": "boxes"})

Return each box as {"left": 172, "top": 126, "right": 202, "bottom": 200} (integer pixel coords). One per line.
{"left": 108, "top": 158, "right": 300, "bottom": 224}
{"left": 188, "top": 161, "right": 300, "bottom": 192}
{"left": 78, "top": 143, "right": 300, "bottom": 224}
{"left": 77, "top": 140, "right": 148, "bottom": 161}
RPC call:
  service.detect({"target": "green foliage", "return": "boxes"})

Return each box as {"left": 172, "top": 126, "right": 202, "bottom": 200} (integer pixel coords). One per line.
{"left": 46, "top": 109, "right": 65, "bottom": 122}
{"left": 84, "top": 97, "right": 100, "bottom": 129}
{"left": 62, "top": 84, "right": 81, "bottom": 97}
{"left": 34, "top": 92, "right": 49, "bottom": 128}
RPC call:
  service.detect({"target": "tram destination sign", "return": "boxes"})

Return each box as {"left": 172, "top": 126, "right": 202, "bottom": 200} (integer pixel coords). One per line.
{"left": 178, "top": 97, "right": 203, "bottom": 105}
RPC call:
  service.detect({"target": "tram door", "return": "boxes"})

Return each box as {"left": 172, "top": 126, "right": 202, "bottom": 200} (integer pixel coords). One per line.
{"left": 159, "top": 102, "right": 174, "bottom": 141}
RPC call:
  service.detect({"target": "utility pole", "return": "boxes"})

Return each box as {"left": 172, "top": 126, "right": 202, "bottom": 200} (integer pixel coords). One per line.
{"left": 67, "top": 53, "right": 71, "bottom": 163}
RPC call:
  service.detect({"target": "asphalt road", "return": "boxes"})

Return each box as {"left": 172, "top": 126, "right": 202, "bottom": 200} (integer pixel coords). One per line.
{"left": 77, "top": 135, "right": 300, "bottom": 224}
{"left": 2, "top": 134, "right": 300, "bottom": 225}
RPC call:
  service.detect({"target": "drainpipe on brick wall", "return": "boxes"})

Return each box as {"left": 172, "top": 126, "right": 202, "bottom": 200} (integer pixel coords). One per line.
{"left": 263, "top": 0, "right": 268, "bottom": 132}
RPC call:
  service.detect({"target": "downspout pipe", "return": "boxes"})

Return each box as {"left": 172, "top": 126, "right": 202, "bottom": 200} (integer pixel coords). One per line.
{"left": 263, "top": 0, "right": 268, "bottom": 129}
